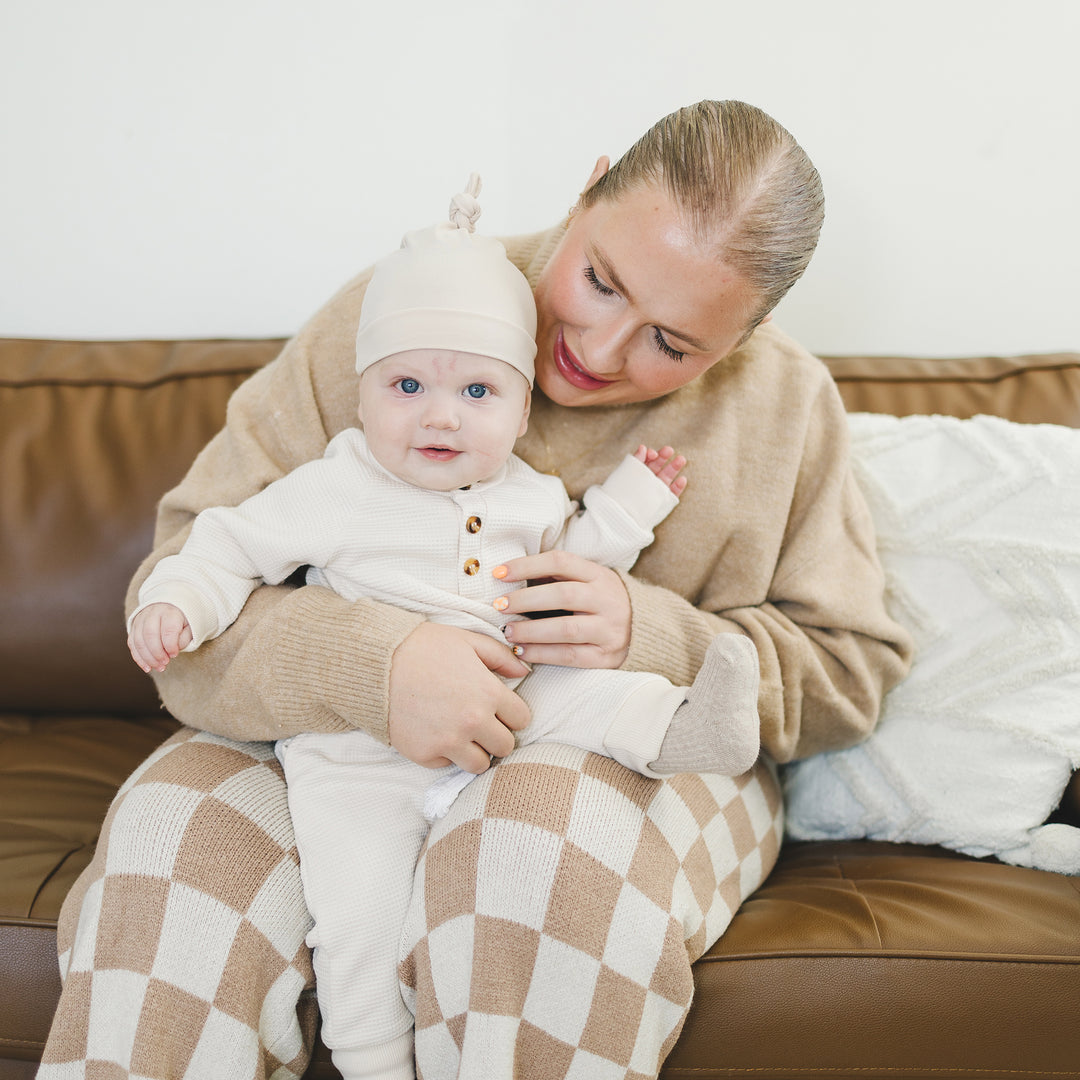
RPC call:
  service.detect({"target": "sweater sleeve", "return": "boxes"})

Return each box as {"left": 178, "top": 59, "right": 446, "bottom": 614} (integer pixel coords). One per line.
{"left": 124, "top": 272, "right": 424, "bottom": 745}
{"left": 620, "top": 370, "right": 913, "bottom": 764}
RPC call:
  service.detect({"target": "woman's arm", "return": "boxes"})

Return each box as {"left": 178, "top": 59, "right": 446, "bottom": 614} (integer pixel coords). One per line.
{"left": 502, "top": 341, "right": 912, "bottom": 764}
{"left": 620, "top": 376, "right": 912, "bottom": 763}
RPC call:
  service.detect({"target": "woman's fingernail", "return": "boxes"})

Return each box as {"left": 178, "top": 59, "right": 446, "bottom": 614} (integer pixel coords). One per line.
{"left": 493, "top": 596, "right": 509, "bottom": 611}
{"left": 512, "top": 645, "right": 524, "bottom": 658}
{"left": 493, "top": 565, "right": 508, "bottom": 579}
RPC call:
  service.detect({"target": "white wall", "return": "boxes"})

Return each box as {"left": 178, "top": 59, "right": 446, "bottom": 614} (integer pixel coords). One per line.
{"left": 2, "top": 0, "right": 1077, "bottom": 355}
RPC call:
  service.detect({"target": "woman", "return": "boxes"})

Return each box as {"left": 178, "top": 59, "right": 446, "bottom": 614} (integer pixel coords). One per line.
{"left": 40, "top": 100, "right": 911, "bottom": 1079}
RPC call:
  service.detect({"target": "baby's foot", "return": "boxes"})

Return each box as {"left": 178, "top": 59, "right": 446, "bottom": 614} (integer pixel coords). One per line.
{"left": 650, "top": 634, "right": 761, "bottom": 776}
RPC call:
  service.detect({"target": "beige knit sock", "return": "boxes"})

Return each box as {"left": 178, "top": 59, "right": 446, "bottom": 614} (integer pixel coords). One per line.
{"left": 650, "top": 634, "right": 761, "bottom": 777}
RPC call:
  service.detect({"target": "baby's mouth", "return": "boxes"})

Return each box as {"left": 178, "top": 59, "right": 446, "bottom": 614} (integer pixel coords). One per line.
{"left": 417, "top": 446, "right": 461, "bottom": 461}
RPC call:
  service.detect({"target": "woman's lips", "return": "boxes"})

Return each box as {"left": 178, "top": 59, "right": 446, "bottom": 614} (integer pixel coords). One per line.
{"left": 553, "top": 329, "right": 612, "bottom": 391}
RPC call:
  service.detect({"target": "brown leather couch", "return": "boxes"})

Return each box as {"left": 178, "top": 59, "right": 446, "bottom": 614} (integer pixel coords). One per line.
{"left": 3, "top": 337, "right": 1079, "bottom": 1080}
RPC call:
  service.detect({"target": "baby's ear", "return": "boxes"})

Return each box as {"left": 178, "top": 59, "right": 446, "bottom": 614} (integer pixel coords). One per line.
{"left": 518, "top": 385, "right": 532, "bottom": 438}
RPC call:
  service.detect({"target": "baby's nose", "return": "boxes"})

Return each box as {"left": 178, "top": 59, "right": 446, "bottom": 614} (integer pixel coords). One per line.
{"left": 422, "top": 402, "right": 460, "bottom": 429}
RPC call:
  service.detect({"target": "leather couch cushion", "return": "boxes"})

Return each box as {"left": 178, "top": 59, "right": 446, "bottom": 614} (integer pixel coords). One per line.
{"left": 0, "top": 712, "right": 179, "bottom": 1065}
{"left": 0, "top": 713, "right": 181, "bottom": 921}
{"left": 668, "top": 841, "right": 1080, "bottom": 1077}
{"left": 0, "top": 339, "right": 285, "bottom": 715}
{"left": 4, "top": 340, "right": 1080, "bottom": 1078}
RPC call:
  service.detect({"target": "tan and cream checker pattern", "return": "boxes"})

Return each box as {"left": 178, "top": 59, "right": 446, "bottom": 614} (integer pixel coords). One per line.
{"left": 39, "top": 728, "right": 318, "bottom": 1080}
{"left": 400, "top": 742, "right": 783, "bottom": 1080}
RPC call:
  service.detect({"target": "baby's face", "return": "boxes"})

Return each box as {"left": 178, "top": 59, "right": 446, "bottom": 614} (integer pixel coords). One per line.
{"left": 357, "top": 349, "right": 531, "bottom": 491}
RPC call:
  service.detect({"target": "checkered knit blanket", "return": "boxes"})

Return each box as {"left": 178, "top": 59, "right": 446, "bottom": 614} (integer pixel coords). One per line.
{"left": 40, "top": 729, "right": 782, "bottom": 1079}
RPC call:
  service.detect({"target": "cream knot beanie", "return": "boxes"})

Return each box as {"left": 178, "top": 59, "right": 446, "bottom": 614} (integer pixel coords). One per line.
{"left": 355, "top": 174, "right": 538, "bottom": 383}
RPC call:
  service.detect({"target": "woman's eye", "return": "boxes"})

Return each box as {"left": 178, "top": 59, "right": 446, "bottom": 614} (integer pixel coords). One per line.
{"left": 652, "top": 328, "right": 685, "bottom": 362}
{"left": 397, "top": 377, "right": 421, "bottom": 394}
{"left": 584, "top": 265, "right": 616, "bottom": 297}
{"left": 465, "top": 383, "right": 490, "bottom": 399}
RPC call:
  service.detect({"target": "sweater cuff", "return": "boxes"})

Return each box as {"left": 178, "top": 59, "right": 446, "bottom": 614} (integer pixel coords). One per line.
{"left": 620, "top": 571, "right": 741, "bottom": 688}
{"left": 269, "top": 586, "right": 425, "bottom": 744}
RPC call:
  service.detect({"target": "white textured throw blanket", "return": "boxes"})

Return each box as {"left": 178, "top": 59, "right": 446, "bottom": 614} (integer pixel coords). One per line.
{"left": 783, "top": 412, "right": 1080, "bottom": 874}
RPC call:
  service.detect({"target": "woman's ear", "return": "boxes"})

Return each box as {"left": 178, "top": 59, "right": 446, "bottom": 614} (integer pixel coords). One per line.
{"left": 584, "top": 156, "right": 610, "bottom": 192}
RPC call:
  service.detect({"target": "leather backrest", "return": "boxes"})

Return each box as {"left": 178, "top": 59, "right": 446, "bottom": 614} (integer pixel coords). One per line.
{"left": 0, "top": 339, "right": 284, "bottom": 713}
{"left": 824, "top": 352, "right": 1080, "bottom": 424}
{"left": 2, "top": 340, "right": 1078, "bottom": 715}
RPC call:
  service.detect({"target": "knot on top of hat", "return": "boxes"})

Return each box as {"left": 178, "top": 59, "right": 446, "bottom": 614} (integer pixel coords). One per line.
{"left": 448, "top": 173, "right": 482, "bottom": 233}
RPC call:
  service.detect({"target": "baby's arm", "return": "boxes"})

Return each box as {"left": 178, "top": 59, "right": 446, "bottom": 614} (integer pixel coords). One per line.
{"left": 632, "top": 444, "right": 688, "bottom": 497}
{"left": 128, "top": 602, "right": 193, "bottom": 673}
{"left": 547, "top": 442, "right": 688, "bottom": 574}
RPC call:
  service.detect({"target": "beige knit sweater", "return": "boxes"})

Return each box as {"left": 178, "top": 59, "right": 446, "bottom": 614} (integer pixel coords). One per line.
{"left": 128, "top": 225, "right": 912, "bottom": 763}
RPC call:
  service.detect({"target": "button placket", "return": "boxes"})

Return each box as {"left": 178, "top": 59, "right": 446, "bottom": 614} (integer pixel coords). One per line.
{"left": 455, "top": 493, "right": 487, "bottom": 594}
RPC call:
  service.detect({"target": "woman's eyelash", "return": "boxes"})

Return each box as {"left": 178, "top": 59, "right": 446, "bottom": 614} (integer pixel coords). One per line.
{"left": 584, "top": 264, "right": 684, "bottom": 361}
{"left": 652, "top": 328, "right": 685, "bottom": 362}
{"left": 583, "top": 265, "right": 616, "bottom": 296}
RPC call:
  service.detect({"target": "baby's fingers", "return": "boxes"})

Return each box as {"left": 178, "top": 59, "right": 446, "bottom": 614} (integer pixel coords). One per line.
{"left": 158, "top": 615, "right": 187, "bottom": 659}
{"left": 646, "top": 446, "right": 688, "bottom": 494}
{"left": 128, "top": 627, "right": 169, "bottom": 673}
{"left": 128, "top": 632, "right": 155, "bottom": 673}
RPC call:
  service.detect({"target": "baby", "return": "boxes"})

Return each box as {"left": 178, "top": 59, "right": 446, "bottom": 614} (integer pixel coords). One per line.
{"left": 127, "top": 178, "right": 760, "bottom": 1080}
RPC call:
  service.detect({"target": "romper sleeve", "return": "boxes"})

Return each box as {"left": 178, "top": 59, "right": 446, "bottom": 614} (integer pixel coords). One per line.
{"left": 131, "top": 443, "right": 359, "bottom": 650}
{"left": 550, "top": 454, "right": 680, "bottom": 572}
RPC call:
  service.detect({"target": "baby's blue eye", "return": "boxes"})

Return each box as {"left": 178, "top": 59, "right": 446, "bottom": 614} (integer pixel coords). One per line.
{"left": 466, "top": 383, "right": 489, "bottom": 399}
{"left": 398, "top": 378, "right": 421, "bottom": 394}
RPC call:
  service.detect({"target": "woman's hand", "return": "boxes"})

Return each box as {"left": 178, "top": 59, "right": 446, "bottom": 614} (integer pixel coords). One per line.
{"left": 495, "top": 551, "right": 632, "bottom": 669}
{"left": 388, "top": 621, "right": 531, "bottom": 773}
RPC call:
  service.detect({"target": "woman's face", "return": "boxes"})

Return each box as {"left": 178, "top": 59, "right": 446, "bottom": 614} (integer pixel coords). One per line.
{"left": 532, "top": 167, "right": 760, "bottom": 408}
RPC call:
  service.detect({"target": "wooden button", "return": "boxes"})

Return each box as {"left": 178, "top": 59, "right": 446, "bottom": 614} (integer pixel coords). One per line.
{"left": 463, "top": 558, "right": 480, "bottom": 576}
{"left": 466, "top": 515, "right": 482, "bottom": 534}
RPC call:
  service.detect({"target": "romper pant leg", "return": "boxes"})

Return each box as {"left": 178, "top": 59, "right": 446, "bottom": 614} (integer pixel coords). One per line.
{"left": 399, "top": 742, "right": 783, "bottom": 1080}
{"left": 515, "top": 666, "right": 686, "bottom": 777}
{"left": 280, "top": 731, "right": 454, "bottom": 1078}
{"left": 39, "top": 727, "right": 317, "bottom": 1080}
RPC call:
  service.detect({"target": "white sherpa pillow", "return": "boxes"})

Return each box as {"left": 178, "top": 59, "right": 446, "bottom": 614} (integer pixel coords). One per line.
{"left": 782, "top": 411, "right": 1080, "bottom": 874}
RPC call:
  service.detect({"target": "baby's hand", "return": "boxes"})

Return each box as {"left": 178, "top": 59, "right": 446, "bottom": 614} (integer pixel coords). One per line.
{"left": 128, "top": 603, "right": 193, "bottom": 673}
{"left": 633, "top": 444, "right": 688, "bottom": 497}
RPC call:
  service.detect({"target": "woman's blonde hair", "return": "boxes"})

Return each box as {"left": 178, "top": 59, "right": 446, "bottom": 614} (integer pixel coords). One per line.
{"left": 579, "top": 100, "right": 824, "bottom": 335}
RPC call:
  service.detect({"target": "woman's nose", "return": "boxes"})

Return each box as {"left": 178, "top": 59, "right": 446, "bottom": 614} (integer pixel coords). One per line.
{"left": 582, "top": 315, "right": 632, "bottom": 375}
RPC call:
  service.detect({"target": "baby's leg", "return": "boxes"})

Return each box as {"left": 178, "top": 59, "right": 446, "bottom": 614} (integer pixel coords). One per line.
{"left": 649, "top": 633, "right": 761, "bottom": 777}
{"left": 516, "top": 633, "right": 760, "bottom": 778}
{"left": 279, "top": 732, "right": 457, "bottom": 1080}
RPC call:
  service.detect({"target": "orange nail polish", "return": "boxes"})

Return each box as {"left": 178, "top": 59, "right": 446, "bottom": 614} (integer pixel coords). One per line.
{"left": 493, "top": 565, "right": 508, "bottom": 579}
{"left": 493, "top": 596, "right": 509, "bottom": 611}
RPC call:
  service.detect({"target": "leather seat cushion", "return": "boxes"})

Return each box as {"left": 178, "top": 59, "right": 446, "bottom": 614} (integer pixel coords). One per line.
{"left": 667, "top": 840, "right": 1080, "bottom": 1077}
{"left": 0, "top": 713, "right": 179, "bottom": 1063}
